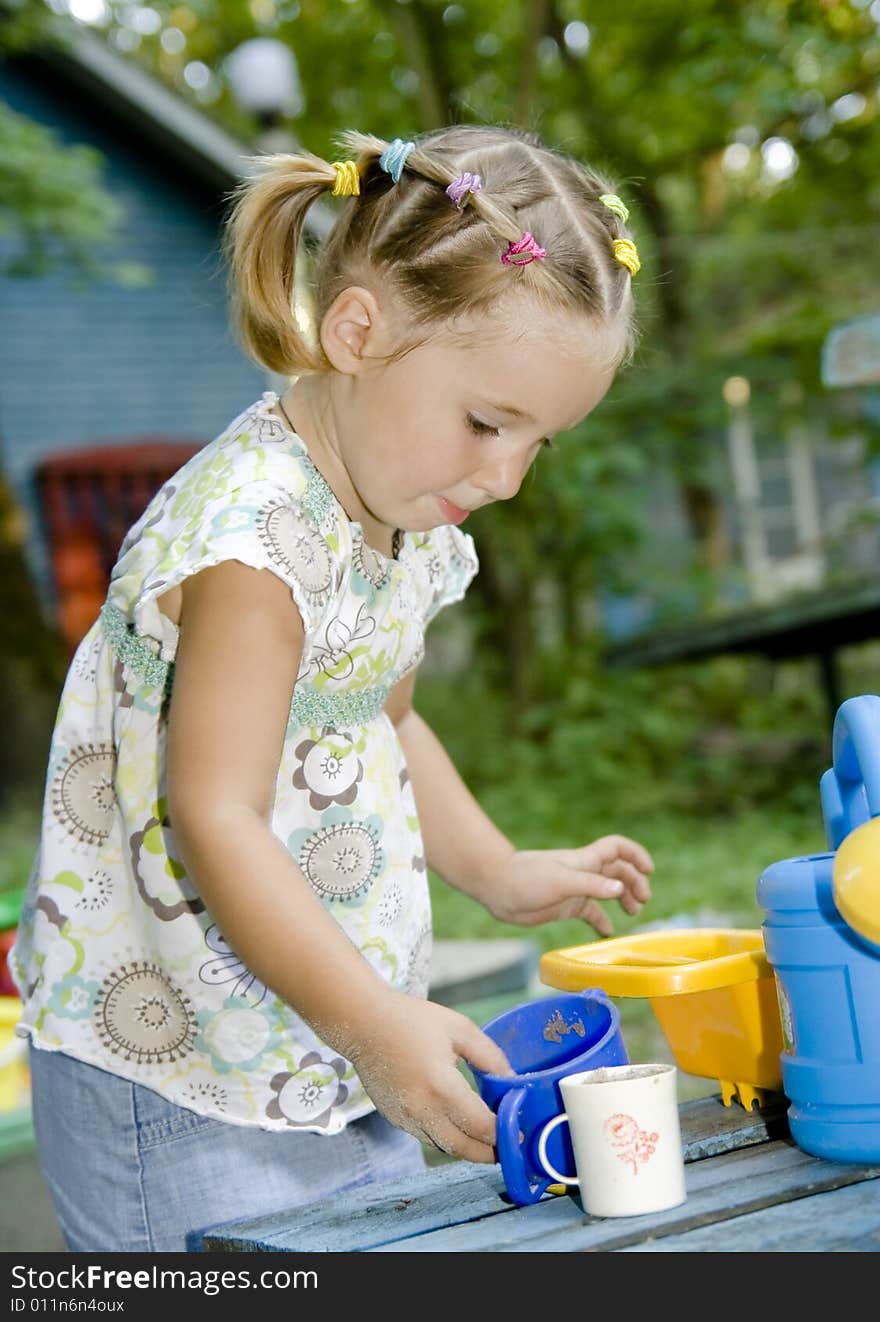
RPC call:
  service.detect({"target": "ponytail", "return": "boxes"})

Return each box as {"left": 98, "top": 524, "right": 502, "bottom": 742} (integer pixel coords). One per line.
{"left": 224, "top": 151, "right": 335, "bottom": 377}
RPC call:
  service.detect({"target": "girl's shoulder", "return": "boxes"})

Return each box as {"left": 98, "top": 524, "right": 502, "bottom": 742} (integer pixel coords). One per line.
{"left": 112, "top": 393, "right": 326, "bottom": 559}
{"left": 104, "top": 393, "right": 479, "bottom": 650}
{"left": 107, "top": 393, "right": 344, "bottom": 632}
{"left": 169, "top": 392, "right": 318, "bottom": 518}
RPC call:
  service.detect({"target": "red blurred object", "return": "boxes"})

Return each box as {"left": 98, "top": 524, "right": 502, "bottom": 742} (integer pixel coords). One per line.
{"left": 35, "top": 440, "right": 202, "bottom": 655}
{"left": 0, "top": 929, "right": 17, "bottom": 997}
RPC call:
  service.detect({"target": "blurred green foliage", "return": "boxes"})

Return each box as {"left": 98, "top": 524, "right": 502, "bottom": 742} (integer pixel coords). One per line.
{"left": 0, "top": 2, "right": 132, "bottom": 278}
{"left": 0, "top": 100, "right": 126, "bottom": 279}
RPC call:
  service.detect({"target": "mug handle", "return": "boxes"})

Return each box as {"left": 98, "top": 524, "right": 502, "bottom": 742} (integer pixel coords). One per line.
{"left": 495, "top": 1089, "right": 550, "bottom": 1206}
{"left": 536, "top": 1113, "right": 579, "bottom": 1186}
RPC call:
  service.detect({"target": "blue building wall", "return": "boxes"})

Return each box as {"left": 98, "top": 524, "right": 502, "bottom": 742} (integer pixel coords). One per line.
{"left": 0, "top": 58, "right": 268, "bottom": 606}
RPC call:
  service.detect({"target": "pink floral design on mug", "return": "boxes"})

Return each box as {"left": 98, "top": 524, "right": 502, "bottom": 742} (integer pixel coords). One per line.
{"left": 604, "top": 1113, "right": 659, "bottom": 1174}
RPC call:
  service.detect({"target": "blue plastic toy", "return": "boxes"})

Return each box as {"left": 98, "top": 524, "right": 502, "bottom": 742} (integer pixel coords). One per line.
{"left": 469, "top": 989, "right": 628, "bottom": 1207}
{"left": 757, "top": 694, "right": 880, "bottom": 1163}
{"left": 819, "top": 693, "right": 880, "bottom": 848}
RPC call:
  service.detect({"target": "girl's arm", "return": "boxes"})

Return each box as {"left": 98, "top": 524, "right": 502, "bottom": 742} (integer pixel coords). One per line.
{"left": 165, "top": 560, "right": 510, "bottom": 1160}
{"left": 387, "top": 672, "right": 654, "bottom": 935}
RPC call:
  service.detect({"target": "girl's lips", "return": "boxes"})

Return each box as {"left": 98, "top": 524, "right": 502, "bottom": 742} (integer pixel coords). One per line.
{"left": 436, "top": 495, "right": 470, "bottom": 525}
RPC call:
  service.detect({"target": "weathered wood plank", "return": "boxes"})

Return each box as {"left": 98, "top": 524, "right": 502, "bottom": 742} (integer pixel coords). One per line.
{"left": 677, "top": 1091, "right": 788, "bottom": 1158}
{"left": 201, "top": 1094, "right": 790, "bottom": 1253}
{"left": 200, "top": 1159, "right": 509, "bottom": 1253}
{"left": 621, "top": 1178, "right": 880, "bottom": 1252}
{"left": 371, "top": 1143, "right": 880, "bottom": 1253}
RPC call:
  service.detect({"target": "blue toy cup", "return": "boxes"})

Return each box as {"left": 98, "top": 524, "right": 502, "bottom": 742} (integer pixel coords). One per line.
{"left": 469, "top": 989, "right": 628, "bottom": 1206}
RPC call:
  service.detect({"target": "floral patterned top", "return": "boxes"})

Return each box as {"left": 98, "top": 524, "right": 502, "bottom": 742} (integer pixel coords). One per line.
{"left": 11, "top": 391, "right": 479, "bottom": 1135}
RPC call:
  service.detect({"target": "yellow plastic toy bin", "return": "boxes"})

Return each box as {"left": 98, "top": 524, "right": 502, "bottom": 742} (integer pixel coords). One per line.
{"left": 540, "top": 928, "right": 785, "bottom": 1110}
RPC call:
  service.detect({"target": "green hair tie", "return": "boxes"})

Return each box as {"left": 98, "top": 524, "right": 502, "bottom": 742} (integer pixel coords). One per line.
{"left": 599, "top": 193, "right": 630, "bottom": 224}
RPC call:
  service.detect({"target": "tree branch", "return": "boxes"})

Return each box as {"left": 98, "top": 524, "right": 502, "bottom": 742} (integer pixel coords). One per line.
{"left": 375, "top": 0, "right": 452, "bottom": 128}
{"left": 516, "top": 0, "right": 550, "bottom": 129}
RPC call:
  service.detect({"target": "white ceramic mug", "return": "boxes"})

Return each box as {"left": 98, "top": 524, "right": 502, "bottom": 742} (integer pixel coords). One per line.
{"left": 537, "top": 1063, "right": 687, "bottom": 1217}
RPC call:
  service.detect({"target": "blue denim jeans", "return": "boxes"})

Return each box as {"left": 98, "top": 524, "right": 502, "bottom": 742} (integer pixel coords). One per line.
{"left": 29, "top": 1045, "right": 426, "bottom": 1252}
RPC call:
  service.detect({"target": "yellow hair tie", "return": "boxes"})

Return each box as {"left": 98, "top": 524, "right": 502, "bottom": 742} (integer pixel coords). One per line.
{"left": 612, "top": 237, "right": 640, "bottom": 276}
{"left": 331, "top": 160, "right": 360, "bottom": 197}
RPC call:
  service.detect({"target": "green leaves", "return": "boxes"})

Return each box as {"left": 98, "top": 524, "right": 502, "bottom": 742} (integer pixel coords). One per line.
{"left": 0, "top": 100, "right": 136, "bottom": 281}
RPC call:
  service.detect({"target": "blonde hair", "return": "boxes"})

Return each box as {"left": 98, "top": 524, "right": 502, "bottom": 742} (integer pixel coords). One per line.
{"left": 224, "top": 124, "right": 639, "bottom": 378}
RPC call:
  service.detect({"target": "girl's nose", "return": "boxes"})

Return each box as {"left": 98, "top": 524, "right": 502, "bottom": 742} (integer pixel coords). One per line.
{"left": 476, "top": 456, "right": 527, "bottom": 503}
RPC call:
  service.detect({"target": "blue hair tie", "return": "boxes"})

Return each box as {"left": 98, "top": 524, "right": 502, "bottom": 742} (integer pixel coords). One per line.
{"left": 379, "top": 138, "right": 415, "bottom": 183}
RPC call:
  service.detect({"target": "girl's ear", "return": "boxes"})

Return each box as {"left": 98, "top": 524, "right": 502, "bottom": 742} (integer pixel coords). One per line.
{"left": 319, "top": 286, "right": 384, "bottom": 373}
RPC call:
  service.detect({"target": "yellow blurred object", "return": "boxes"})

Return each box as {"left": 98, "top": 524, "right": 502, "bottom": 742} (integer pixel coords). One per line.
{"left": 833, "top": 818, "right": 880, "bottom": 946}
{"left": 540, "top": 929, "right": 784, "bottom": 1110}
{"left": 0, "top": 996, "right": 30, "bottom": 1112}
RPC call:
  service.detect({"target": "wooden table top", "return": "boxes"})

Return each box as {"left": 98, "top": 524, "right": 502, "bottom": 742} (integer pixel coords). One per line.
{"left": 200, "top": 1093, "right": 880, "bottom": 1254}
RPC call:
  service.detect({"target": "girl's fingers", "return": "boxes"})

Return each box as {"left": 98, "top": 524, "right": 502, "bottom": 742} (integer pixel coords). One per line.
{"left": 549, "top": 895, "right": 614, "bottom": 935}
{"left": 454, "top": 1019, "right": 514, "bottom": 1079}
{"left": 581, "top": 835, "right": 654, "bottom": 876}
{"left": 551, "top": 859, "right": 623, "bottom": 902}
{"left": 503, "top": 892, "right": 615, "bottom": 934}
{"left": 576, "top": 897, "right": 614, "bottom": 936}
{"left": 425, "top": 1121, "right": 498, "bottom": 1164}
{"left": 421, "top": 1079, "right": 502, "bottom": 1162}
{"left": 603, "top": 858, "right": 652, "bottom": 903}
{"left": 618, "top": 889, "right": 644, "bottom": 917}
{"left": 523, "top": 866, "right": 626, "bottom": 920}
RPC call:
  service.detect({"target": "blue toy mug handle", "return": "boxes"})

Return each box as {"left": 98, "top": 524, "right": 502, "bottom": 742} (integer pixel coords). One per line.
{"left": 495, "top": 1088, "right": 551, "bottom": 1207}
{"left": 821, "top": 695, "right": 880, "bottom": 848}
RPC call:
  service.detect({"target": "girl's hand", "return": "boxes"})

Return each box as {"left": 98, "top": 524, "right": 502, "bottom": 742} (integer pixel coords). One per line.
{"left": 485, "top": 835, "right": 654, "bottom": 937}
{"left": 344, "top": 989, "right": 513, "bottom": 1164}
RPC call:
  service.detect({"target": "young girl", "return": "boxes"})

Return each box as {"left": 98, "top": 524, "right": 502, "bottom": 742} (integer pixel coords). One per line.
{"left": 11, "top": 124, "right": 653, "bottom": 1252}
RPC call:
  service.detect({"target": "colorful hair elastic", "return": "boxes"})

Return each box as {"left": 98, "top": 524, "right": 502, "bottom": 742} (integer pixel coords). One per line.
{"left": 501, "top": 232, "right": 547, "bottom": 266}
{"left": 599, "top": 193, "right": 630, "bottom": 224}
{"left": 379, "top": 138, "right": 415, "bottom": 183}
{"left": 331, "top": 160, "right": 360, "bottom": 196}
{"left": 446, "top": 171, "right": 483, "bottom": 208}
{"left": 612, "top": 238, "right": 640, "bottom": 276}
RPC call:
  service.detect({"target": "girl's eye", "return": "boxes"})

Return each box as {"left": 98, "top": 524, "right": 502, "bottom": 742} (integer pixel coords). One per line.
{"left": 466, "top": 414, "right": 499, "bottom": 437}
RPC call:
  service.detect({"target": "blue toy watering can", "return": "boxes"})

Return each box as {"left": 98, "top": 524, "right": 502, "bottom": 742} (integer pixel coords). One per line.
{"left": 757, "top": 694, "right": 880, "bottom": 1163}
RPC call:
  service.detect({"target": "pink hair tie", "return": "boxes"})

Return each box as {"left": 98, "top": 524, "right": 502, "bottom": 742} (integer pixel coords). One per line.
{"left": 446, "top": 171, "right": 483, "bottom": 208}
{"left": 501, "top": 232, "right": 547, "bottom": 266}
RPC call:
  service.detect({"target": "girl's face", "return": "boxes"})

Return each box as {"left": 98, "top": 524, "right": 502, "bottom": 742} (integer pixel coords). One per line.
{"left": 331, "top": 298, "right": 622, "bottom": 536}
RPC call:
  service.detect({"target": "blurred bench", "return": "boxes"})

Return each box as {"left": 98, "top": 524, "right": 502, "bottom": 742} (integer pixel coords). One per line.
{"left": 34, "top": 440, "right": 201, "bottom": 654}
{"left": 604, "top": 577, "right": 880, "bottom": 724}
{"left": 428, "top": 939, "right": 538, "bottom": 1009}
